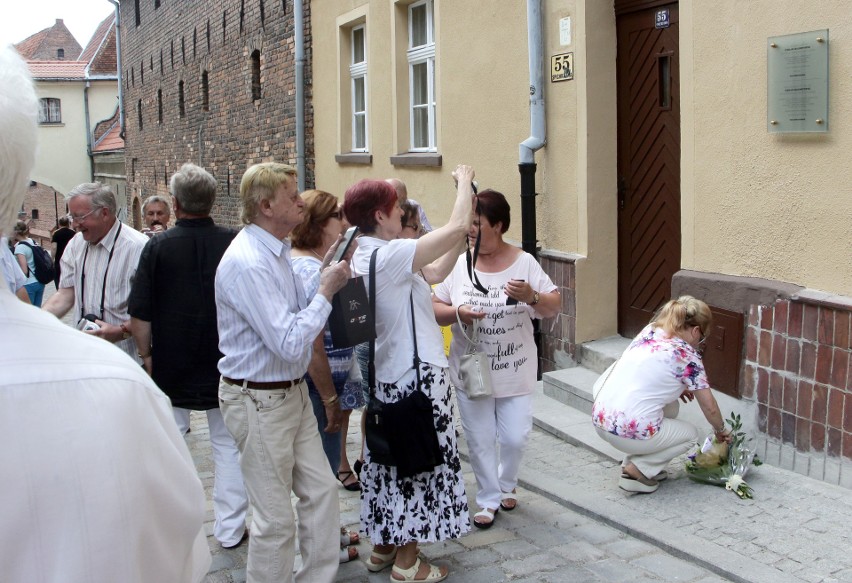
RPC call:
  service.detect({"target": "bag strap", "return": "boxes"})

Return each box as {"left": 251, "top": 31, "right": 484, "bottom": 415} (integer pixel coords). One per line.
{"left": 465, "top": 187, "right": 488, "bottom": 296}
{"left": 409, "top": 290, "right": 422, "bottom": 390}
{"left": 368, "top": 248, "right": 379, "bottom": 399}
{"left": 593, "top": 358, "right": 620, "bottom": 403}
{"left": 454, "top": 308, "right": 479, "bottom": 348}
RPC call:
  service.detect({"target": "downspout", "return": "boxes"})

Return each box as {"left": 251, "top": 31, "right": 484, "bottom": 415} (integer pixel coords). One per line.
{"left": 519, "top": 0, "right": 546, "bottom": 376}
{"left": 107, "top": 0, "right": 125, "bottom": 139}
{"left": 84, "top": 81, "right": 95, "bottom": 180}
{"left": 519, "top": 0, "right": 546, "bottom": 258}
{"left": 294, "top": 0, "right": 306, "bottom": 191}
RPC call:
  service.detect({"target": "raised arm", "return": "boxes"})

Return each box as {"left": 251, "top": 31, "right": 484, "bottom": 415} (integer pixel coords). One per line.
{"left": 411, "top": 165, "right": 475, "bottom": 273}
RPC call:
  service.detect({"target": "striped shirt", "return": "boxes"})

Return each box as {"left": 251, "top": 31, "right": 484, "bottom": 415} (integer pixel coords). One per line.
{"left": 215, "top": 224, "right": 332, "bottom": 382}
{"left": 60, "top": 220, "right": 148, "bottom": 361}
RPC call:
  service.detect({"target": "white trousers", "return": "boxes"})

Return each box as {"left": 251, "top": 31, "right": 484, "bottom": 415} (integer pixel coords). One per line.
{"left": 219, "top": 380, "right": 339, "bottom": 583}
{"left": 456, "top": 391, "right": 533, "bottom": 511}
{"left": 595, "top": 401, "right": 700, "bottom": 478}
{"left": 173, "top": 407, "right": 249, "bottom": 546}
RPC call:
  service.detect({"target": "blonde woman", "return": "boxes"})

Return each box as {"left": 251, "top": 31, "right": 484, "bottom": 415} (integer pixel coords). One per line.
{"left": 592, "top": 296, "right": 731, "bottom": 494}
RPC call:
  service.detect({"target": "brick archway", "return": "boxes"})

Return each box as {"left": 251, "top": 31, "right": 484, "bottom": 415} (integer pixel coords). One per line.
{"left": 131, "top": 195, "right": 142, "bottom": 230}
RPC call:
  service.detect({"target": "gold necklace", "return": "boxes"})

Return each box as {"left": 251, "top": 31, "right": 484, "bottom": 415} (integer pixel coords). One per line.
{"left": 310, "top": 248, "right": 324, "bottom": 260}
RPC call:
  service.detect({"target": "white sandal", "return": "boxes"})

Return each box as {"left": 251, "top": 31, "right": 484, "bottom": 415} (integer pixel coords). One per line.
{"left": 366, "top": 547, "right": 397, "bottom": 572}
{"left": 500, "top": 491, "right": 518, "bottom": 511}
{"left": 339, "top": 546, "right": 358, "bottom": 563}
{"left": 390, "top": 557, "right": 448, "bottom": 582}
{"left": 473, "top": 508, "right": 497, "bottom": 529}
{"left": 340, "top": 527, "right": 359, "bottom": 547}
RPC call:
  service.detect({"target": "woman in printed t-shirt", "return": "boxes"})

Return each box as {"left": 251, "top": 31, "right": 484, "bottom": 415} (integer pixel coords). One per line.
{"left": 592, "top": 296, "right": 732, "bottom": 494}
{"left": 433, "top": 189, "right": 560, "bottom": 529}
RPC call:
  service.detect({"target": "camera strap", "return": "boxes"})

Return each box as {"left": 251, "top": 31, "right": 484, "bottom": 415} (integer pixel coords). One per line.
{"left": 80, "top": 221, "right": 123, "bottom": 320}
{"left": 465, "top": 192, "right": 488, "bottom": 296}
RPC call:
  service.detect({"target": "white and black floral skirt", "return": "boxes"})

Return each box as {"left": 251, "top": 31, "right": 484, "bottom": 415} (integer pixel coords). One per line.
{"left": 360, "top": 363, "right": 470, "bottom": 545}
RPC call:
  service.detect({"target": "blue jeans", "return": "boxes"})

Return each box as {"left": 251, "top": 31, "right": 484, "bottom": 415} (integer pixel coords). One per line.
{"left": 24, "top": 281, "right": 45, "bottom": 307}
{"left": 307, "top": 386, "right": 342, "bottom": 473}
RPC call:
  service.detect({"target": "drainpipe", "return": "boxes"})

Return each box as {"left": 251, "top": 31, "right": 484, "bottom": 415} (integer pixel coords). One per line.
{"left": 84, "top": 81, "right": 96, "bottom": 180}
{"left": 519, "top": 0, "right": 546, "bottom": 258}
{"left": 294, "top": 0, "right": 306, "bottom": 191}
{"left": 106, "top": 0, "right": 125, "bottom": 139}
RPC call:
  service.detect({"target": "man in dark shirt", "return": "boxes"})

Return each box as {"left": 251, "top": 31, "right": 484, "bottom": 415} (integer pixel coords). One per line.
{"left": 129, "top": 163, "right": 249, "bottom": 549}
{"left": 50, "top": 216, "right": 75, "bottom": 288}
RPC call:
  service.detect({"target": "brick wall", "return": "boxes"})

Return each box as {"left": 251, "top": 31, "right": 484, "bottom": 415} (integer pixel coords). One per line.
{"left": 120, "top": 0, "right": 312, "bottom": 228}
{"left": 539, "top": 251, "right": 578, "bottom": 374}
{"left": 20, "top": 182, "right": 67, "bottom": 243}
{"left": 744, "top": 292, "right": 852, "bottom": 486}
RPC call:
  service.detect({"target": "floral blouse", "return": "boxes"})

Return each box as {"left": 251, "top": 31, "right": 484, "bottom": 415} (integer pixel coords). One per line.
{"left": 592, "top": 324, "right": 709, "bottom": 439}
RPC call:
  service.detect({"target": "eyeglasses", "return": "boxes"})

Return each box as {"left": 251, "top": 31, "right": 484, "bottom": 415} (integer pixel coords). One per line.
{"left": 68, "top": 207, "right": 101, "bottom": 224}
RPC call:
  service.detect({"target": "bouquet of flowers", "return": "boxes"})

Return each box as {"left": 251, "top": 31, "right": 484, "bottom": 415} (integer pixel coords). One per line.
{"left": 685, "top": 412, "right": 762, "bottom": 499}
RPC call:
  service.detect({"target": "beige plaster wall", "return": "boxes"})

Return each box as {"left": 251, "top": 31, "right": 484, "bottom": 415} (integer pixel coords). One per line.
{"left": 682, "top": 1, "right": 852, "bottom": 296}
{"left": 31, "top": 82, "right": 90, "bottom": 195}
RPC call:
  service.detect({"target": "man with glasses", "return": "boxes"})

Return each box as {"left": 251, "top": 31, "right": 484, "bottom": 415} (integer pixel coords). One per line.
{"left": 42, "top": 183, "right": 148, "bottom": 362}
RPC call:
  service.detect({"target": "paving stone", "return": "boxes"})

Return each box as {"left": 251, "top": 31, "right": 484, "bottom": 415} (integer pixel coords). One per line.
{"left": 502, "top": 551, "right": 568, "bottom": 576}
{"left": 487, "top": 538, "right": 541, "bottom": 559}
{"left": 450, "top": 546, "right": 502, "bottom": 569}
{"left": 602, "top": 537, "right": 659, "bottom": 560}
{"left": 543, "top": 564, "right": 607, "bottom": 583}
{"left": 456, "top": 526, "right": 517, "bottom": 549}
{"left": 569, "top": 522, "right": 622, "bottom": 545}
{"left": 585, "top": 557, "right": 642, "bottom": 582}
{"left": 551, "top": 540, "right": 606, "bottom": 564}
{"left": 629, "top": 553, "right": 713, "bottom": 582}
{"left": 514, "top": 522, "right": 576, "bottom": 549}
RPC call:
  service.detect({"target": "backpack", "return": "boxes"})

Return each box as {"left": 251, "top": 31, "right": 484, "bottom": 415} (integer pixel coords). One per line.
{"left": 17, "top": 240, "right": 55, "bottom": 284}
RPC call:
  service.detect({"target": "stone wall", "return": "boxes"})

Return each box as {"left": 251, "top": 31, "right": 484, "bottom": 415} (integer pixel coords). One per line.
{"left": 539, "top": 250, "right": 578, "bottom": 374}
{"left": 119, "top": 0, "right": 312, "bottom": 228}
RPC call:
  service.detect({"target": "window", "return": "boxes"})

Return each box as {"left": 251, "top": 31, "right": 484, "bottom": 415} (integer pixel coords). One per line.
{"left": 137, "top": 99, "right": 143, "bottom": 130}
{"left": 135, "top": 0, "right": 141, "bottom": 26}
{"left": 57, "top": 48, "right": 65, "bottom": 59}
{"left": 251, "top": 50, "right": 261, "bottom": 101}
{"left": 155, "top": 0, "right": 160, "bottom": 8}
{"left": 157, "top": 89, "right": 163, "bottom": 123}
{"left": 350, "top": 25, "right": 368, "bottom": 152}
{"left": 201, "top": 71, "right": 209, "bottom": 111}
{"left": 38, "top": 98, "right": 61, "bottom": 124}
{"left": 408, "top": 0, "right": 435, "bottom": 151}
{"left": 178, "top": 80, "right": 185, "bottom": 117}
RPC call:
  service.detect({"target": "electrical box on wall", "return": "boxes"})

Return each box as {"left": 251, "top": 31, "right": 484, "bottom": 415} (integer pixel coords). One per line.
{"left": 702, "top": 306, "right": 744, "bottom": 398}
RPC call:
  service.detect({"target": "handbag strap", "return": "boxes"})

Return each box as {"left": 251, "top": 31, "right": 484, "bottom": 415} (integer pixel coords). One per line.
{"left": 368, "top": 249, "right": 379, "bottom": 399}
{"left": 454, "top": 308, "right": 479, "bottom": 348}
{"left": 409, "top": 290, "right": 422, "bottom": 389}
{"left": 594, "top": 358, "right": 620, "bottom": 402}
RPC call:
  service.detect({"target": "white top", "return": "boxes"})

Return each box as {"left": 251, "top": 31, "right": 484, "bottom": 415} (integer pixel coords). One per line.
{"left": 352, "top": 236, "right": 447, "bottom": 383}
{"left": 60, "top": 220, "right": 148, "bottom": 361}
{"left": 434, "top": 252, "right": 557, "bottom": 397}
{"left": 0, "top": 279, "right": 211, "bottom": 583}
{"left": 13, "top": 237, "right": 38, "bottom": 285}
{"left": 407, "top": 198, "right": 433, "bottom": 232}
{"left": 592, "top": 324, "right": 710, "bottom": 439}
{"left": 1, "top": 236, "right": 25, "bottom": 292}
{"left": 216, "top": 224, "right": 332, "bottom": 381}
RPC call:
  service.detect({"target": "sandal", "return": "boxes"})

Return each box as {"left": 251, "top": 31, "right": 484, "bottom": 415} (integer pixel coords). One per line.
{"left": 340, "top": 527, "right": 359, "bottom": 547}
{"left": 618, "top": 474, "right": 659, "bottom": 493}
{"left": 390, "top": 557, "right": 448, "bottom": 582}
{"left": 337, "top": 470, "right": 361, "bottom": 492}
{"left": 500, "top": 491, "right": 518, "bottom": 511}
{"left": 473, "top": 508, "right": 497, "bottom": 529}
{"left": 621, "top": 470, "right": 668, "bottom": 482}
{"left": 339, "top": 546, "right": 359, "bottom": 563}
{"left": 366, "top": 547, "right": 397, "bottom": 572}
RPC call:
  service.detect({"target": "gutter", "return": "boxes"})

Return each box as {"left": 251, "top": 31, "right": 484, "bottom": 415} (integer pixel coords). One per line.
{"left": 84, "top": 81, "right": 95, "bottom": 180}
{"left": 106, "top": 0, "right": 125, "bottom": 139}
{"left": 294, "top": 0, "right": 306, "bottom": 190}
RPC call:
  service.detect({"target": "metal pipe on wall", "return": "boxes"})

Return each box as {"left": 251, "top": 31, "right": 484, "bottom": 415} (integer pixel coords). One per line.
{"left": 294, "top": 0, "right": 306, "bottom": 191}
{"left": 106, "top": 0, "right": 125, "bottom": 138}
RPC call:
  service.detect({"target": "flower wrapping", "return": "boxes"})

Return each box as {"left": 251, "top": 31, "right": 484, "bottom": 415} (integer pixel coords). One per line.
{"left": 685, "top": 412, "right": 762, "bottom": 499}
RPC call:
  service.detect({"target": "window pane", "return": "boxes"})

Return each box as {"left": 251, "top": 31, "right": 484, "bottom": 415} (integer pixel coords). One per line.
{"left": 39, "top": 99, "right": 49, "bottom": 123}
{"left": 49, "top": 99, "right": 61, "bottom": 122}
{"left": 412, "top": 62, "right": 428, "bottom": 106}
{"left": 352, "top": 28, "right": 365, "bottom": 64}
{"left": 353, "top": 76, "right": 365, "bottom": 111}
{"left": 354, "top": 114, "right": 366, "bottom": 149}
{"left": 412, "top": 106, "right": 428, "bottom": 148}
{"left": 410, "top": 4, "right": 427, "bottom": 47}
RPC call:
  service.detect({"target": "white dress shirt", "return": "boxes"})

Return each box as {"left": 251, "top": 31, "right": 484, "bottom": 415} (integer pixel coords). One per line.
{"left": 1, "top": 236, "right": 25, "bottom": 293}
{"left": 0, "top": 278, "right": 211, "bottom": 583}
{"left": 216, "top": 224, "right": 332, "bottom": 381}
{"left": 60, "top": 219, "right": 148, "bottom": 360}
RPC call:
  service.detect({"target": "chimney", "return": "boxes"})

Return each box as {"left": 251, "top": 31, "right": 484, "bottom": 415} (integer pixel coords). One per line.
{"left": 56, "top": 19, "right": 63, "bottom": 25}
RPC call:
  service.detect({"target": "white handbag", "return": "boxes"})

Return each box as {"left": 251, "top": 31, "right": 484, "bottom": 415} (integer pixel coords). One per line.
{"left": 455, "top": 309, "right": 494, "bottom": 399}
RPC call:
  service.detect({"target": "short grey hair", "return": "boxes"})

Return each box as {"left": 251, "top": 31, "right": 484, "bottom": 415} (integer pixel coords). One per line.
{"left": 67, "top": 183, "right": 117, "bottom": 215}
{"left": 169, "top": 163, "right": 216, "bottom": 215}
{"left": 0, "top": 47, "right": 38, "bottom": 236}
{"left": 142, "top": 194, "right": 172, "bottom": 216}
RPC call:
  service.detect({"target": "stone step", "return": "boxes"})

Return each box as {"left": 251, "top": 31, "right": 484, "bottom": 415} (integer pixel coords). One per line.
{"left": 575, "top": 335, "right": 631, "bottom": 374}
{"left": 531, "top": 381, "right": 620, "bottom": 462}
{"left": 541, "top": 366, "right": 599, "bottom": 414}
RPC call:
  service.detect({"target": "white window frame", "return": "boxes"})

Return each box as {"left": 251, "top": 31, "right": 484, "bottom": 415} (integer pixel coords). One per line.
{"left": 407, "top": 0, "right": 435, "bottom": 152}
{"left": 350, "top": 25, "right": 368, "bottom": 152}
{"left": 38, "top": 98, "right": 62, "bottom": 124}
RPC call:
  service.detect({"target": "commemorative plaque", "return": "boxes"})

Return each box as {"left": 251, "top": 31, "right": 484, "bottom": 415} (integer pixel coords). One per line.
{"left": 767, "top": 30, "right": 829, "bottom": 133}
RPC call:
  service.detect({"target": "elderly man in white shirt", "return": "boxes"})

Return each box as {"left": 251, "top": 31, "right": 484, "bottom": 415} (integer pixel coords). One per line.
{"left": 216, "top": 162, "right": 350, "bottom": 583}
{"left": 42, "top": 182, "right": 148, "bottom": 362}
{"left": 0, "top": 45, "right": 210, "bottom": 583}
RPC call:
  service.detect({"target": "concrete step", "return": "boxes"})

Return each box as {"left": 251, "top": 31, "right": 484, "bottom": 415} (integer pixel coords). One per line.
{"left": 532, "top": 381, "right": 620, "bottom": 462}
{"left": 575, "top": 334, "right": 630, "bottom": 374}
{"left": 541, "top": 366, "right": 598, "bottom": 414}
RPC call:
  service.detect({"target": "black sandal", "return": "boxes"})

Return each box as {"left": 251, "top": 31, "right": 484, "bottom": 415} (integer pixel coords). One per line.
{"left": 337, "top": 470, "right": 361, "bottom": 491}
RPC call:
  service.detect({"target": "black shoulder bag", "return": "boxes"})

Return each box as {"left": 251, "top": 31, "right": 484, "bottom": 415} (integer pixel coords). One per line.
{"left": 364, "top": 249, "right": 443, "bottom": 478}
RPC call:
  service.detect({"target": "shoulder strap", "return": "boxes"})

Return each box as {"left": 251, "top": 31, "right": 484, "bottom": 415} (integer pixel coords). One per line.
{"left": 368, "top": 249, "right": 379, "bottom": 397}
{"left": 454, "top": 308, "right": 479, "bottom": 347}
{"left": 409, "top": 290, "right": 422, "bottom": 390}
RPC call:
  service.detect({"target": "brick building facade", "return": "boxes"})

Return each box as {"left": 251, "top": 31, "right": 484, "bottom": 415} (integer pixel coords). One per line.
{"left": 119, "top": 0, "right": 313, "bottom": 228}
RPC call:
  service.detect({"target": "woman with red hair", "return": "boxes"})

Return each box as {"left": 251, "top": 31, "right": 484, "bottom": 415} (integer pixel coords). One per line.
{"left": 344, "top": 166, "right": 475, "bottom": 582}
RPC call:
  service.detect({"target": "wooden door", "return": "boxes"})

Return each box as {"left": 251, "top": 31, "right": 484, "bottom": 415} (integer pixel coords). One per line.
{"left": 616, "top": 2, "right": 681, "bottom": 336}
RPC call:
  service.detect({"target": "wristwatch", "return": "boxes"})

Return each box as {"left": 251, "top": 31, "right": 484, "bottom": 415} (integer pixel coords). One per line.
{"left": 530, "top": 291, "right": 540, "bottom": 306}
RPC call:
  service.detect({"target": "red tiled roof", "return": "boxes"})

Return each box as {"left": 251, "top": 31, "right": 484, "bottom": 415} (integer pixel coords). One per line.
{"left": 14, "top": 19, "right": 82, "bottom": 61}
{"left": 93, "top": 121, "right": 124, "bottom": 153}
{"left": 14, "top": 29, "right": 50, "bottom": 59}
{"left": 78, "top": 14, "right": 115, "bottom": 63}
{"left": 27, "top": 60, "right": 88, "bottom": 79}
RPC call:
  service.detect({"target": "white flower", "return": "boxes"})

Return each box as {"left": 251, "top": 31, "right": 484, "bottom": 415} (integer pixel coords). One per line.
{"left": 725, "top": 474, "right": 744, "bottom": 491}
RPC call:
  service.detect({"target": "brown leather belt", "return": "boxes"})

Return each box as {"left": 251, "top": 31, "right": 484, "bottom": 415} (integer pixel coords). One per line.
{"left": 223, "top": 376, "right": 304, "bottom": 390}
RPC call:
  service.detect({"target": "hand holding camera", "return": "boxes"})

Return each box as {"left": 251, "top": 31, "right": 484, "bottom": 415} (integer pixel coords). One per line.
{"left": 76, "top": 313, "right": 101, "bottom": 332}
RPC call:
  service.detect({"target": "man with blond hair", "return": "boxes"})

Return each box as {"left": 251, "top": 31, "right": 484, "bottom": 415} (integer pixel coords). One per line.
{"left": 130, "top": 163, "right": 249, "bottom": 549}
{"left": 0, "top": 45, "right": 210, "bottom": 583}
{"left": 215, "top": 162, "right": 350, "bottom": 583}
